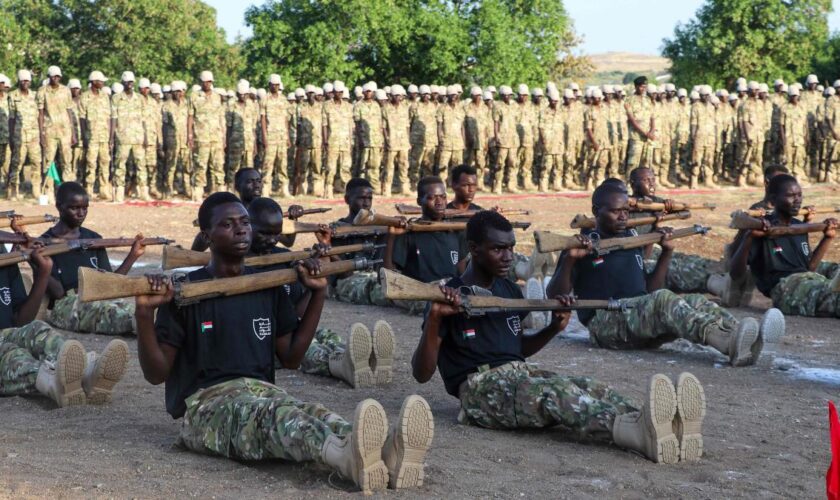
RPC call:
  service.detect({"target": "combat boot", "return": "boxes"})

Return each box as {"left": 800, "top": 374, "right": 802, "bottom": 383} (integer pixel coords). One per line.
{"left": 320, "top": 399, "right": 389, "bottom": 494}
{"left": 191, "top": 189, "right": 202, "bottom": 202}
{"left": 35, "top": 340, "right": 87, "bottom": 407}
{"left": 328, "top": 323, "right": 374, "bottom": 388}
{"left": 6, "top": 184, "right": 18, "bottom": 201}
{"left": 138, "top": 186, "right": 152, "bottom": 201}
{"left": 611, "top": 374, "right": 679, "bottom": 464}
{"left": 184, "top": 183, "right": 194, "bottom": 200}
{"left": 703, "top": 317, "right": 761, "bottom": 367}
{"left": 149, "top": 183, "right": 162, "bottom": 199}
{"left": 99, "top": 183, "right": 113, "bottom": 202}
{"left": 673, "top": 372, "right": 706, "bottom": 462}
{"left": 32, "top": 180, "right": 42, "bottom": 200}
{"left": 759, "top": 308, "right": 785, "bottom": 344}
{"left": 114, "top": 186, "right": 125, "bottom": 203}
{"left": 371, "top": 320, "right": 395, "bottom": 385}
{"left": 706, "top": 273, "right": 743, "bottom": 307}
{"left": 382, "top": 395, "right": 434, "bottom": 489}
{"left": 688, "top": 174, "right": 698, "bottom": 190}
{"left": 82, "top": 339, "right": 129, "bottom": 405}
{"left": 491, "top": 175, "right": 503, "bottom": 195}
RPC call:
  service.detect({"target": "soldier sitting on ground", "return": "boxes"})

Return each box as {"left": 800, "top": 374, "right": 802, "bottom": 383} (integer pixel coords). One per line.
{"left": 135, "top": 192, "right": 433, "bottom": 494}
{"left": 413, "top": 210, "right": 707, "bottom": 464}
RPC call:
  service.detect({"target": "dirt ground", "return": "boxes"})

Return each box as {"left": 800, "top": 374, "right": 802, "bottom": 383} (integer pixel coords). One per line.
{"left": 1, "top": 184, "right": 839, "bottom": 499}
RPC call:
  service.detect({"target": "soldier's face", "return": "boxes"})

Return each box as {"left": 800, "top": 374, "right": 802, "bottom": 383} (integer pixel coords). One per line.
{"left": 549, "top": 99, "right": 558, "bottom": 108}
{"left": 346, "top": 186, "right": 373, "bottom": 215}
{"left": 471, "top": 95, "right": 481, "bottom": 104}
{"left": 408, "top": 92, "right": 417, "bottom": 100}
{"left": 363, "top": 90, "right": 373, "bottom": 101}
{"left": 517, "top": 94, "right": 527, "bottom": 103}
{"left": 702, "top": 95, "right": 710, "bottom": 104}
{"left": 808, "top": 83, "right": 817, "bottom": 90}
{"left": 205, "top": 202, "right": 252, "bottom": 258}
{"left": 418, "top": 182, "right": 447, "bottom": 220}
{"left": 124, "top": 81, "right": 134, "bottom": 91}
{"left": 49, "top": 75, "right": 61, "bottom": 86}
{"left": 57, "top": 194, "right": 89, "bottom": 228}
{"left": 594, "top": 192, "right": 629, "bottom": 235}
{"left": 501, "top": 95, "right": 510, "bottom": 103}
{"left": 771, "top": 181, "right": 803, "bottom": 215}
{"left": 790, "top": 95, "right": 799, "bottom": 104}
{"left": 630, "top": 168, "right": 656, "bottom": 197}
{"left": 470, "top": 227, "right": 516, "bottom": 278}
{"left": 174, "top": 90, "right": 183, "bottom": 101}
{"left": 92, "top": 81, "right": 104, "bottom": 90}
{"left": 71, "top": 88, "right": 80, "bottom": 98}
{"left": 19, "top": 80, "right": 30, "bottom": 91}
{"left": 201, "top": 81, "right": 213, "bottom": 92}
{"left": 421, "top": 94, "right": 430, "bottom": 102}
{"left": 140, "top": 87, "right": 149, "bottom": 96}
{"left": 636, "top": 84, "right": 647, "bottom": 95}
{"left": 269, "top": 84, "right": 280, "bottom": 94}
{"left": 236, "top": 170, "right": 263, "bottom": 203}
{"left": 250, "top": 210, "right": 284, "bottom": 254}
{"left": 0, "top": 84, "right": 6, "bottom": 92}
{"left": 452, "top": 173, "right": 477, "bottom": 204}
{"left": 448, "top": 94, "right": 458, "bottom": 103}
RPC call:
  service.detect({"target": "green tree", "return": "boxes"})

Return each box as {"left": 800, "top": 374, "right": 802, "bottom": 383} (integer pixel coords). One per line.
{"left": 662, "top": 0, "right": 831, "bottom": 89}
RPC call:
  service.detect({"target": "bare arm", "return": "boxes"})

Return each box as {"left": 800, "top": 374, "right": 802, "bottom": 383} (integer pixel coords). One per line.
{"left": 274, "top": 261, "right": 328, "bottom": 369}
{"left": 134, "top": 276, "right": 178, "bottom": 385}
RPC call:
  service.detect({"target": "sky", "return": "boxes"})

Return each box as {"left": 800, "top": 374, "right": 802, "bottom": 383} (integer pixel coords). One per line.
{"left": 206, "top": 0, "right": 840, "bottom": 55}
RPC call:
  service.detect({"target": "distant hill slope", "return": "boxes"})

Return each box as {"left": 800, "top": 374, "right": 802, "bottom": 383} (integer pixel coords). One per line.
{"left": 589, "top": 52, "right": 670, "bottom": 74}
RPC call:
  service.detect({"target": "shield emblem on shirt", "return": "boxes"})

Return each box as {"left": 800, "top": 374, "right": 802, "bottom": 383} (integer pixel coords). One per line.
{"left": 0, "top": 287, "right": 10, "bottom": 306}
{"left": 89, "top": 256, "right": 99, "bottom": 269}
{"left": 450, "top": 251, "right": 459, "bottom": 265}
{"left": 801, "top": 242, "right": 810, "bottom": 256}
{"left": 636, "top": 254, "right": 644, "bottom": 269}
{"left": 506, "top": 315, "right": 522, "bottom": 336}
{"left": 630, "top": 228, "right": 639, "bottom": 237}
{"left": 252, "top": 318, "right": 271, "bottom": 340}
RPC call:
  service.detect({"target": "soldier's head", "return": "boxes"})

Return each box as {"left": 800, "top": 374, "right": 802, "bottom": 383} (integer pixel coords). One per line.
{"left": 0, "top": 74, "right": 9, "bottom": 93}
{"left": 806, "top": 74, "right": 818, "bottom": 91}
{"left": 345, "top": 178, "right": 374, "bottom": 216}
{"left": 787, "top": 86, "right": 800, "bottom": 104}
{"left": 417, "top": 176, "right": 447, "bottom": 221}
{"left": 592, "top": 184, "right": 629, "bottom": 236}
{"left": 470, "top": 86, "right": 482, "bottom": 104}
{"left": 762, "top": 165, "right": 789, "bottom": 191}
{"left": 121, "top": 71, "right": 135, "bottom": 92}
{"left": 47, "top": 66, "right": 62, "bottom": 87}
{"left": 56, "top": 182, "right": 89, "bottom": 229}
{"left": 562, "top": 88, "right": 573, "bottom": 105}
{"left": 407, "top": 84, "right": 418, "bottom": 100}
{"left": 516, "top": 84, "right": 529, "bottom": 104}
{"left": 420, "top": 85, "right": 431, "bottom": 102}
{"left": 548, "top": 89, "right": 560, "bottom": 108}
{"left": 69, "top": 79, "right": 81, "bottom": 98}
{"left": 198, "top": 192, "right": 250, "bottom": 258}
{"left": 532, "top": 88, "right": 543, "bottom": 104}
{"left": 234, "top": 168, "right": 263, "bottom": 205}
{"left": 766, "top": 174, "right": 802, "bottom": 216}
{"left": 199, "top": 71, "right": 214, "bottom": 92}
{"left": 467, "top": 210, "right": 515, "bottom": 278}
{"left": 633, "top": 76, "right": 647, "bottom": 96}
{"left": 629, "top": 167, "right": 656, "bottom": 198}
{"left": 138, "top": 78, "right": 151, "bottom": 97}
{"left": 17, "top": 70, "right": 31, "bottom": 91}
{"left": 333, "top": 81, "right": 346, "bottom": 103}
{"left": 450, "top": 165, "right": 478, "bottom": 205}
{"left": 499, "top": 86, "right": 512, "bottom": 104}
{"left": 268, "top": 74, "right": 283, "bottom": 94}
{"left": 447, "top": 85, "right": 459, "bottom": 104}
{"left": 699, "top": 85, "right": 711, "bottom": 104}
{"left": 247, "top": 197, "right": 285, "bottom": 254}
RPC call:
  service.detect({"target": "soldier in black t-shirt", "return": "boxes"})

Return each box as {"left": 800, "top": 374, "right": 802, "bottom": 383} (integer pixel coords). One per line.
{"left": 41, "top": 182, "right": 145, "bottom": 335}
{"left": 729, "top": 174, "right": 840, "bottom": 318}
{"left": 447, "top": 165, "right": 483, "bottom": 212}
{"left": 135, "top": 192, "right": 433, "bottom": 493}
{"left": 548, "top": 183, "right": 779, "bottom": 368}
{"left": 414, "top": 210, "right": 707, "bottom": 464}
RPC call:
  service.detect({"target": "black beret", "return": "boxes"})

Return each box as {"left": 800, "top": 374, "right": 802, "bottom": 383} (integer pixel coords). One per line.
{"left": 633, "top": 76, "right": 648, "bottom": 86}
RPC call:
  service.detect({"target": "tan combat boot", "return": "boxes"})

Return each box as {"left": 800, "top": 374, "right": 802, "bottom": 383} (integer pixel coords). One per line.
{"left": 320, "top": 399, "right": 389, "bottom": 494}
{"left": 611, "top": 374, "right": 679, "bottom": 464}
{"left": 704, "top": 317, "right": 761, "bottom": 367}
{"left": 759, "top": 308, "right": 785, "bottom": 344}
{"left": 673, "top": 372, "right": 706, "bottom": 462}
{"left": 371, "top": 320, "right": 395, "bottom": 385}
{"left": 6, "top": 184, "right": 18, "bottom": 201}
{"left": 114, "top": 186, "right": 125, "bottom": 203}
{"left": 149, "top": 183, "right": 162, "bottom": 199}
{"left": 328, "top": 323, "right": 374, "bottom": 388}
{"left": 138, "top": 186, "right": 152, "bottom": 201}
{"left": 99, "top": 183, "right": 113, "bottom": 202}
{"left": 491, "top": 174, "right": 503, "bottom": 195}
{"left": 83, "top": 339, "right": 129, "bottom": 404}
{"left": 382, "top": 395, "right": 434, "bottom": 489}
{"left": 35, "top": 340, "right": 87, "bottom": 407}
{"left": 706, "top": 273, "right": 747, "bottom": 307}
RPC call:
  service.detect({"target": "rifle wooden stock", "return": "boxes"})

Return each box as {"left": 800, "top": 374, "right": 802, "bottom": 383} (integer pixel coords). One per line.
{"left": 570, "top": 211, "right": 691, "bottom": 230}
{"left": 729, "top": 211, "right": 829, "bottom": 236}
{"left": 394, "top": 203, "right": 530, "bottom": 218}
{"left": 191, "top": 207, "right": 332, "bottom": 227}
{"left": 628, "top": 200, "right": 715, "bottom": 212}
{"left": 738, "top": 207, "right": 840, "bottom": 218}
{"left": 380, "top": 269, "right": 621, "bottom": 315}
{"left": 162, "top": 242, "right": 379, "bottom": 270}
{"left": 355, "top": 209, "right": 529, "bottom": 231}
{"left": 535, "top": 225, "right": 710, "bottom": 253}
{"left": 0, "top": 215, "right": 58, "bottom": 228}
{"left": 79, "top": 258, "right": 376, "bottom": 304}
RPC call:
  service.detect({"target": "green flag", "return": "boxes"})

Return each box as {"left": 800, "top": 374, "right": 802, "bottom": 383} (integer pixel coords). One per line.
{"left": 47, "top": 162, "right": 62, "bottom": 186}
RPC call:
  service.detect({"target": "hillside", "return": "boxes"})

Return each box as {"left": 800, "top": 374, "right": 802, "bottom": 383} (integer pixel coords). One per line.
{"left": 589, "top": 51, "right": 671, "bottom": 74}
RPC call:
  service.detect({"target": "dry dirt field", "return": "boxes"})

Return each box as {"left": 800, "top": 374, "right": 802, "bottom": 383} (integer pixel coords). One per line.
{"left": 1, "top": 184, "right": 839, "bottom": 499}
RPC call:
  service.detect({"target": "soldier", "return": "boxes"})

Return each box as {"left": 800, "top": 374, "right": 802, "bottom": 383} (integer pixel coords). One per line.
{"left": 139, "top": 78, "right": 163, "bottom": 198}
{"left": 259, "top": 74, "right": 291, "bottom": 197}
{"left": 483, "top": 90, "right": 498, "bottom": 176}
{"left": 323, "top": 81, "right": 354, "bottom": 196}
{"left": 670, "top": 89, "right": 691, "bottom": 185}
{"left": 79, "top": 71, "right": 113, "bottom": 200}
{"left": 563, "top": 89, "right": 585, "bottom": 189}
{"left": 408, "top": 85, "right": 438, "bottom": 183}
{"left": 583, "top": 88, "right": 612, "bottom": 190}
{"left": 68, "top": 79, "right": 83, "bottom": 185}
{"left": 463, "top": 86, "right": 491, "bottom": 190}
{"left": 407, "top": 84, "right": 419, "bottom": 103}
{"left": 381, "top": 84, "right": 411, "bottom": 197}
{"left": 779, "top": 86, "right": 810, "bottom": 179}
{"left": 802, "top": 74, "right": 822, "bottom": 177}
{"left": 824, "top": 80, "right": 840, "bottom": 184}
{"left": 225, "top": 81, "right": 257, "bottom": 184}
{"left": 188, "top": 71, "right": 226, "bottom": 200}
{"left": 736, "top": 81, "right": 764, "bottom": 186}
{"left": 716, "top": 90, "right": 737, "bottom": 182}
{"left": 645, "top": 84, "right": 667, "bottom": 187}
{"left": 37, "top": 65, "right": 78, "bottom": 195}
{"left": 770, "top": 79, "right": 787, "bottom": 165}
{"left": 162, "top": 81, "right": 191, "bottom": 198}
{"left": 0, "top": 74, "right": 12, "bottom": 192}
{"left": 689, "top": 86, "right": 717, "bottom": 188}
{"left": 513, "top": 84, "right": 537, "bottom": 191}
{"left": 8, "top": 70, "right": 43, "bottom": 200}
{"left": 435, "top": 86, "right": 466, "bottom": 184}
{"left": 657, "top": 84, "right": 677, "bottom": 187}
{"left": 110, "top": 72, "right": 147, "bottom": 202}
{"left": 624, "top": 76, "right": 655, "bottom": 172}
{"left": 538, "top": 88, "right": 566, "bottom": 191}
{"left": 294, "top": 85, "right": 325, "bottom": 196}
{"left": 354, "top": 83, "right": 385, "bottom": 192}
{"left": 492, "top": 86, "right": 519, "bottom": 193}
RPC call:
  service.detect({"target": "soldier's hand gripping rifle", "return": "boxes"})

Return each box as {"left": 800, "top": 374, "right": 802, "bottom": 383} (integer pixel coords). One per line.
{"left": 737, "top": 206, "right": 840, "bottom": 218}
{"left": 570, "top": 210, "right": 691, "bottom": 230}
{"left": 534, "top": 225, "right": 711, "bottom": 254}
{"left": 729, "top": 210, "right": 835, "bottom": 237}
{"left": 0, "top": 214, "right": 58, "bottom": 229}
{"left": 394, "top": 203, "right": 531, "bottom": 218}
{"left": 380, "top": 268, "right": 624, "bottom": 316}
{"left": 628, "top": 199, "right": 715, "bottom": 213}
{"left": 0, "top": 237, "right": 173, "bottom": 268}
{"left": 354, "top": 209, "right": 531, "bottom": 231}
{"left": 161, "top": 242, "right": 384, "bottom": 270}
{"left": 78, "top": 257, "right": 380, "bottom": 305}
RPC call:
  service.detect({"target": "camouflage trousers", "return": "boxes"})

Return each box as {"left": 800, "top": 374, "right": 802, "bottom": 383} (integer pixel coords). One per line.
{"left": 587, "top": 290, "right": 737, "bottom": 350}
{"left": 333, "top": 271, "right": 387, "bottom": 306}
{"left": 0, "top": 320, "right": 64, "bottom": 395}
{"left": 816, "top": 261, "right": 840, "bottom": 279}
{"left": 178, "top": 377, "right": 352, "bottom": 462}
{"left": 645, "top": 247, "right": 719, "bottom": 293}
{"left": 459, "top": 361, "right": 637, "bottom": 442}
{"left": 299, "top": 328, "right": 345, "bottom": 377}
{"left": 770, "top": 272, "right": 840, "bottom": 318}
{"left": 48, "top": 290, "right": 135, "bottom": 335}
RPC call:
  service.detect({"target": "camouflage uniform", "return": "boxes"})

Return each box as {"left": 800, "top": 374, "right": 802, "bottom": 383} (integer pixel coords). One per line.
{"left": 111, "top": 91, "right": 147, "bottom": 189}
{"left": 354, "top": 101, "right": 384, "bottom": 189}
{"left": 334, "top": 271, "right": 387, "bottom": 306}
{"left": 584, "top": 103, "right": 612, "bottom": 189}
{"left": 624, "top": 93, "right": 653, "bottom": 170}
{"left": 261, "top": 92, "right": 293, "bottom": 196}
{"left": 769, "top": 272, "right": 840, "bottom": 318}
{"left": 714, "top": 101, "right": 735, "bottom": 181}
{"left": 538, "top": 105, "right": 566, "bottom": 190}
{"left": 381, "top": 101, "right": 411, "bottom": 195}
{"left": 647, "top": 100, "right": 665, "bottom": 183}
{"left": 672, "top": 101, "right": 691, "bottom": 181}
{"left": 781, "top": 100, "right": 810, "bottom": 179}
{"left": 515, "top": 102, "right": 537, "bottom": 190}
{"left": 436, "top": 102, "right": 465, "bottom": 183}
{"left": 492, "top": 101, "right": 519, "bottom": 193}
{"left": 8, "top": 88, "right": 42, "bottom": 196}
{"left": 586, "top": 290, "right": 737, "bottom": 349}
{"left": 295, "top": 100, "right": 325, "bottom": 196}
{"left": 190, "top": 90, "right": 226, "bottom": 193}
{"left": 802, "top": 90, "right": 822, "bottom": 177}
{"left": 0, "top": 320, "right": 64, "bottom": 395}
{"left": 48, "top": 290, "right": 134, "bottom": 336}
{"left": 690, "top": 101, "right": 717, "bottom": 186}
{"left": 0, "top": 91, "right": 12, "bottom": 188}
{"left": 658, "top": 99, "right": 676, "bottom": 184}
{"left": 458, "top": 361, "right": 636, "bottom": 441}
{"left": 566, "top": 100, "right": 586, "bottom": 186}
{"left": 162, "top": 98, "right": 191, "bottom": 195}
{"left": 225, "top": 99, "right": 257, "bottom": 177}
{"left": 178, "top": 377, "right": 352, "bottom": 462}
{"left": 736, "top": 97, "right": 764, "bottom": 185}
{"left": 299, "top": 328, "right": 345, "bottom": 376}
{"left": 143, "top": 95, "right": 163, "bottom": 193}
{"left": 79, "top": 90, "right": 112, "bottom": 193}
{"left": 323, "top": 100, "right": 354, "bottom": 192}
{"left": 769, "top": 92, "right": 787, "bottom": 165}
{"left": 463, "top": 101, "right": 491, "bottom": 189}
{"left": 70, "top": 96, "right": 83, "bottom": 183}
{"left": 36, "top": 84, "right": 76, "bottom": 185}
{"left": 824, "top": 95, "right": 840, "bottom": 183}
{"left": 606, "top": 99, "right": 625, "bottom": 178}
{"left": 409, "top": 100, "right": 438, "bottom": 183}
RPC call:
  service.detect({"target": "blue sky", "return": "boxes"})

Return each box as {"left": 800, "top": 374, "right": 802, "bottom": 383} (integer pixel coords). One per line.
{"left": 206, "top": 0, "right": 840, "bottom": 55}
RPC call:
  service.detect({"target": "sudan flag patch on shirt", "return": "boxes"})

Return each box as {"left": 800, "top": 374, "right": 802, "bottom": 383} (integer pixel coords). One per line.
{"left": 772, "top": 245, "right": 783, "bottom": 254}
{"left": 201, "top": 321, "right": 213, "bottom": 334}
{"left": 592, "top": 256, "right": 605, "bottom": 267}
{"left": 462, "top": 328, "right": 476, "bottom": 340}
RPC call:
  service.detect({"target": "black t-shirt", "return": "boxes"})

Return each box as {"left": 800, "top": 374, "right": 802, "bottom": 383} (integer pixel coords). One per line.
{"left": 155, "top": 266, "right": 299, "bottom": 418}
{"left": 332, "top": 216, "right": 387, "bottom": 262}
{"left": 0, "top": 257, "right": 27, "bottom": 330}
{"left": 445, "top": 202, "right": 482, "bottom": 251}
{"left": 569, "top": 229, "right": 647, "bottom": 325}
{"left": 749, "top": 199, "right": 773, "bottom": 211}
{"left": 629, "top": 194, "right": 664, "bottom": 235}
{"left": 41, "top": 227, "right": 112, "bottom": 293}
{"left": 445, "top": 201, "right": 483, "bottom": 212}
{"left": 426, "top": 276, "right": 526, "bottom": 397}
{"left": 393, "top": 226, "right": 467, "bottom": 283}
{"left": 251, "top": 246, "right": 305, "bottom": 304}
{"left": 747, "top": 213, "right": 811, "bottom": 296}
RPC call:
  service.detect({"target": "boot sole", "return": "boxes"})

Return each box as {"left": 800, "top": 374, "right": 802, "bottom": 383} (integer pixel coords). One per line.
{"left": 371, "top": 320, "right": 395, "bottom": 385}
{"left": 760, "top": 308, "right": 785, "bottom": 344}
{"left": 86, "top": 340, "right": 129, "bottom": 405}
{"left": 56, "top": 340, "right": 87, "bottom": 407}
{"left": 525, "top": 278, "right": 547, "bottom": 330}
{"left": 676, "top": 373, "right": 706, "bottom": 462}
{"left": 731, "top": 318, "right": 760, "bottom": 367}
{"left": 348, "top": 323, "right": 374, "bottom": 388}
{"left": 647, "top": 374, "right": 679, "bottom": 464}
{"left": 390, "top": 395, "right": 434, "bottom": 489}
{"left": 352, "top": 399, "right": 389, "bottom": 494}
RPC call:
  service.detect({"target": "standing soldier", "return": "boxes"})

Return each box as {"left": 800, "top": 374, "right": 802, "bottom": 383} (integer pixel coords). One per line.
{"left": 563, "top": 89, "right": 585, "bottom": 189}
{"left": 8, "top": 70, "right": 41, "bottom": 200}
{"left": 824, "top": 81, "right": 840, "bottom": 184}
{"left": 770, "top": 79, "right": 787, "bottom": 165}
{"left": 624, "top": 76, "right": 655, "bottom": 172}
{"left": 538, "top": 88, "right": 566, "bottom": 191}
{"left": 646, "top": 85, "right": 668, "bottom": 187}
{"left": 37, "top": 65, "right": 78, "bottom": 195}
{"left": 111, "top": 71, "right": 147, "bottom": 201}
{"left": 713, "top": 90, "right": 731, "bottom": 182}
{"left": 260, "top": 74, "right": 291, "bottom": 197}
{"left": 68, "top": 79, "right": 83, "bottom": 185}
{"left": 381, "top": 84, "right": 410, "bottom": 196}
{"left": 295, "top": 85, "right": 325, "bottom": 196}
{"left": 354, "top": 83, "right": 385, "bottom": 191}
{"left": 435, "top": 86, "right": 466, "bottom": 184}
{"left": 492, "top": 86, "right": 519, "bottom": 193}
{"left": 463, "top": 86, "right": 491, "bottom": 190}
{"left": 323, "top": 81, "right": 354, "bottom": 195}
{"left": 408, "top": 85, "right": 438, "bottom": 184}
{"left": 689, "top": 86, "right": 717, "bottom": 188}
{"left": 736, "top": 81, "right": 764, "bottom": 186}
{"left": 226, "top": 81, "right": 257, "bottom": 183}
{"left": 514, "top": 84, "right": 537, "bottom": 191}
{"left": 583, "top": 88, "right": 612, "bottom": 189}
{"left": 802, "top": 74, "right": 821, "bottom": 176}
{"left": 613, "top": 87, "right": 628, "bottom": 172}
{"left": 672, "top": 89, "right": 691, "bottom": 184}
{"left": 79, "top": 71, "right": 113, "bottom": 200}
{"left": 657, "top": 84, "right": 676, "bottom": 187}
{"left": 139, "top": 79, "right": 163, "bottom": 198}
{"left": 0, "top": 74, "right": 10, "bottom": 193}
{"left": 162, "top": 81, "right": 191, "bottom": 198}
{"left": 188, "top": 71, "right": 226, "bottom": 200}
{"left": 779, "top": 86, "right": 809, "bottom": 179}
